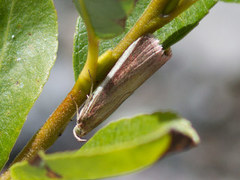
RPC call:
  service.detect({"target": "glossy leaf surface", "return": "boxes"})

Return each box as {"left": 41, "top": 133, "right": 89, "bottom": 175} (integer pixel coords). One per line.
{"left": 0, "top": 0, "right": 58, "bottom": 170}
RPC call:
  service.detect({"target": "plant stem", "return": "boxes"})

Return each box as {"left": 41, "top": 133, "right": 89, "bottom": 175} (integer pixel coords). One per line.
{"left": 112, "top": 0, "right": 197, "bottom": 60}
{"left": 74, "top": 0, "right": 99, "bottom": 91}
{"left": 12, "top": 84, "right": 87, "bottom": 163}
{"left": 76, "top": 32, "right": 99, "bottom": 93}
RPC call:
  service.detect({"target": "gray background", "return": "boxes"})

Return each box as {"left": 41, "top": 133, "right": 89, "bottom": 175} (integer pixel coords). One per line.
{"left": 9, "top": 1, "right": 240, "bottom": 180}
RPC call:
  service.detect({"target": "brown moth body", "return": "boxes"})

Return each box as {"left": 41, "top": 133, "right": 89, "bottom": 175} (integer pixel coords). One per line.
{"left": 73, "top": 35, "right": 172, "bottom": 141}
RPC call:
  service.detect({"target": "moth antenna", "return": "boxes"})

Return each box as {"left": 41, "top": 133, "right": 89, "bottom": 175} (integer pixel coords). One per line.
{"left": 70, "top": 95, "right": 80, "bottom": 120}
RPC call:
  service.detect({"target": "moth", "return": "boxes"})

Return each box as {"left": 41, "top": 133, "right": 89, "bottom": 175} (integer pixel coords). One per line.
{"left": 73, "top": 35, "right": 172, "bottom": 141}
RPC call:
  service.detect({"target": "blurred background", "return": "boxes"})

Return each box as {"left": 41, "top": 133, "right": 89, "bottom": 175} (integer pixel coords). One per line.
{"left": 9, "top": 1, "right": 240, "bottom": 180}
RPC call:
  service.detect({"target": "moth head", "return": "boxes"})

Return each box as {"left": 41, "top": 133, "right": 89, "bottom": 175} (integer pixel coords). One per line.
{"left": 73, "top": 124, "right": 86, "bottom": 142}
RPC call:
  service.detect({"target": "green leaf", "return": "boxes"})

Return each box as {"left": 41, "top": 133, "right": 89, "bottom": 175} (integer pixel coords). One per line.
{"left": 73, "top": 0, "right": 136, "bottom": 39}
{"left": 0, "top": 0, "right": 58, "bottom": 170}
{"left": 72, "top": 18, "right": 88, "bottom": 81}
{"left": 73, "top": 0, "right": 217, "bottom": 81}
{"left": 156, "top": 0, "right": 217, "bottom": 48}
{"left": 10, "top": 112, "right": 199, "bottom": 180}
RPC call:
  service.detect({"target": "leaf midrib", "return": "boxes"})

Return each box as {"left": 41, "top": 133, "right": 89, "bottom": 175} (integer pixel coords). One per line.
{"left": 0, "top": 0, "right": 15, "bottom": 70}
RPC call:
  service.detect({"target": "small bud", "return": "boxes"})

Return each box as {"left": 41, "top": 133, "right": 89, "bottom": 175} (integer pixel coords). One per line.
{"left": 162, "top": 0, "right": 180, "bottom": 16}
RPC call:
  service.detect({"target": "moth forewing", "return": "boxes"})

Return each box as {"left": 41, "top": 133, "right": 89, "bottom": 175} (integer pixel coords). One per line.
{"left": 73, "top": 35, "right": 172, "bottom": 141}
